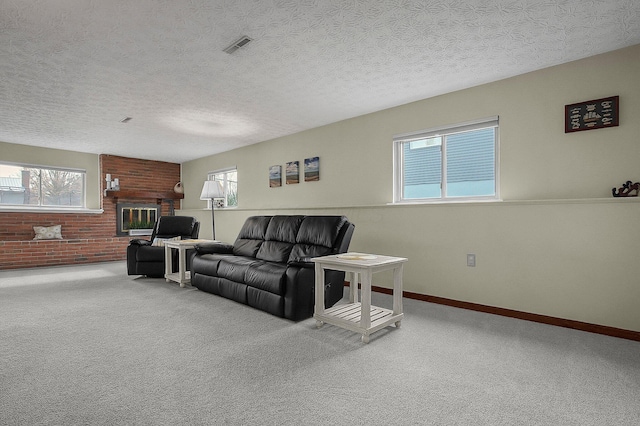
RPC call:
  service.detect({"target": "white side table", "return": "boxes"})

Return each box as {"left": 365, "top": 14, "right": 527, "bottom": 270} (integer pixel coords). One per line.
{"left": 313, "top": 253, "right": 408, "bottom": 343}
{"left": 164, "top": 239, "right": 218, "bottom": 287}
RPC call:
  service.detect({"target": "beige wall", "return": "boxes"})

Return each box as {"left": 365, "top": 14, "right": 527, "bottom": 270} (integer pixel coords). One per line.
{"left": 0, "top": 141, "right": 101, "bottom": 209}
{"left": 181, "top": 44, "right": 640, "bottom": 332}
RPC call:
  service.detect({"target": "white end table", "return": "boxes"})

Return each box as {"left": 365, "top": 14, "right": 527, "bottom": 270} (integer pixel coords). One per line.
{"left": 164, "top": 239, "right": 218, "bottom": 287}
{"left": 313, "top": 253, "right": 408, "bottom": 343}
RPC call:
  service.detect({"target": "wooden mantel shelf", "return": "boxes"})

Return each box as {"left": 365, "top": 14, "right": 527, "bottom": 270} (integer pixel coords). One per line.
{"left": 104, "top": 190, "right": 184, "bottom": 201}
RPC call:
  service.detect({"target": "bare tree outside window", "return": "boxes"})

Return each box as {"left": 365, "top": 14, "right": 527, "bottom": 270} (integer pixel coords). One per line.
{"left": 30, "top": 169, "right": 83, "bottom": 206}
{"left": 0, "top": 163, "right": 85, "bottom": 207}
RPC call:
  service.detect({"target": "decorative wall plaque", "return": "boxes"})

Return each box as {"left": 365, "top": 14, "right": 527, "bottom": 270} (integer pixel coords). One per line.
{"left": 565, "top": 96, "right": 619, "bottom": 133}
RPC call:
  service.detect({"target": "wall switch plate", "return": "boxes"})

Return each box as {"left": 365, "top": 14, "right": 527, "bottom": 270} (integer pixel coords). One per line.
{"left": 467, "top": 254, "right": 476, "bottom": 267}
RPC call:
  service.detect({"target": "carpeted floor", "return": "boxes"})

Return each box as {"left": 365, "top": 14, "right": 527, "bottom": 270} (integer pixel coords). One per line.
{"left": 1, "top": 261, "right": 639, "bottom": 425}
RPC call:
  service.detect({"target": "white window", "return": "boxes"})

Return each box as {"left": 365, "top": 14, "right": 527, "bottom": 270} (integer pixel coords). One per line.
{"left": 393, "top": 117, "right": 499, "bottom": 202}
{"left": 0, "top": 162, "right": 86, "bottom": 208}
{"left": 207, "top": 167, "right": 238, "bottom": 208}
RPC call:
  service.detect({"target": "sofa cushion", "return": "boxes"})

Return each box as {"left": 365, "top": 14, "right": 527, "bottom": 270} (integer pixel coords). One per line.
{"left": 288, "top": 244, "right": 333, "bottom": 263}
{"left": 244, "top": 261, "right": 287, "bottom": 295}
{"left": 264, "top": 215, "right": 304, "bottom": 243}
{"left": 287, "top": 216, "right": 347, "bottom": 263}
{"left": 136, "top": 246, "right": 165, "bottom": 262}
{"left": 232, "top": 216, "right": 272, "bottom": 257}
{"left": 155, "top": 216, "right": 197, "bottom": 238}
{"left": 297, "top": 216, "right": 346, "bottom": 247}
{"left": 256, "top": 241, "right": 293, "bottom": 263}
{"left": 255, "top": 216, "right": 304, "bottom": 262}
{"left": 237, "top": 216, "right": 272, "bottom": 239}
{"left": 216, "top": 256, "right": 257, "bottom": 282}
{"left": 233, "top": 239, "right": 263, "bottom": 257}
{"left": 191, "top": 253, "right": 227, "bottom": 276}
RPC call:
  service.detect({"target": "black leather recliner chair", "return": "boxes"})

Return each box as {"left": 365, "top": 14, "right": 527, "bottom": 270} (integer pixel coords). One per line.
{"left": 127, "top": 216, "right": 200, "bottom": 278}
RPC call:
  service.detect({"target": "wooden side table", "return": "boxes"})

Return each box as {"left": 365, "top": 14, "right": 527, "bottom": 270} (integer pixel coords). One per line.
{"left": 313, "top": 253, "right": 408, "bottom": 343}
{"left": 164, "top": 239, "right": 218, "bottom": 287}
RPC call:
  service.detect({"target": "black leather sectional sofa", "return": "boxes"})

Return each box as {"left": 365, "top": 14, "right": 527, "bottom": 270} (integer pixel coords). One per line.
{"left": 191, "top": 215, "right": 355, "bottom": 321}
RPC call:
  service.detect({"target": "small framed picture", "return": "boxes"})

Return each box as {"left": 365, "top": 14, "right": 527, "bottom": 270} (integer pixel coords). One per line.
{"left": 269, "top": 165, "right": 281, "bottom": 188}
{"left": 286, "top": 161, "right": 299, "bottom": 184}
{"left": 564, "top": 95, "right": 619, "bottom": 133}
{"left": 304, "top": 157, "right": 319, "bottom": 182}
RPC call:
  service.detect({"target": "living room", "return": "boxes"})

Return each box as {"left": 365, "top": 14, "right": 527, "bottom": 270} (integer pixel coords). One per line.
{"left": 1, "top": 2, "right": 639, "bottom": 424}
{"left": 3, "top": 44, "right": 639, "bottom": 338}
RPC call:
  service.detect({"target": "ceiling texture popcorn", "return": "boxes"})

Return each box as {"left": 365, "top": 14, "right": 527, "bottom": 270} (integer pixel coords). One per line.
{"left": 1, "top": 0, "right": 639, "bottom": 162}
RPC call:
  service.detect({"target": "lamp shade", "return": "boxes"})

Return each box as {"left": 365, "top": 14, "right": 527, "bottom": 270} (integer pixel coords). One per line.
{"left": 200, "top": 180, "right": 224, "bottom": 200}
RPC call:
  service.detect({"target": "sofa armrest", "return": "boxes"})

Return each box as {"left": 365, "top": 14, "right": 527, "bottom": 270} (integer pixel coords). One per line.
{"left": 194, "top": 243, "right": 234, "bottom": 255}
{"left": 129, "top": 239, "right": 152, "bottom": 246}
{"left": 288, "top": 257, "right": 315, "bottom": 269}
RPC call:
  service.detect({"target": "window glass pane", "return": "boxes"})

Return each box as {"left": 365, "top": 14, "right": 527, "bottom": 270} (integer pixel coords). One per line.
{"left": 394, "top": 117, "right": 498, "bottom": 203}
{"left": 0, "top": 164, "right": 84, "bottom": 207}
{"left": 39, "top": 168, "right": 84, "bottom": 206}
{"left": 208, "top": 169, "right": 238, "bottom": 207}
{"left": 403, "top": 138, "right": 441, "bottom": 199}
{"left": 445, "top": 128, "right": 495, "bottom": 197}
{"left": 224, "top": 170, "right": 238, "bottom": 207}
{"left": 0, "top": 165, "right": 37, "bottom": 205}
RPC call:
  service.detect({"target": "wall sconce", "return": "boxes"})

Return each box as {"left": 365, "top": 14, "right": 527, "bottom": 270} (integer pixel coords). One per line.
{"left": 105, "top": 174, "right": 120, "bottom": 191}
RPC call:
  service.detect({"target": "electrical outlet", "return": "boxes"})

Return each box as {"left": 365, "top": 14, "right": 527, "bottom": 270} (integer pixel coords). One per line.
{"left": 467, "top": 254, "right": 476, "bottom": 267}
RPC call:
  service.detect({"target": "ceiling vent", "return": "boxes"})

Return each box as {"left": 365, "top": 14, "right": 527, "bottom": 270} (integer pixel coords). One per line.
{"left": 223, "top": 36, "right": 253, "bottom": 54}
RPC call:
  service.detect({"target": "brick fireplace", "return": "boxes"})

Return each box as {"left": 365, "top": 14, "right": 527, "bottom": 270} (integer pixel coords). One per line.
{"left": 0, "top": 155, "right": 182, "bottom": 270}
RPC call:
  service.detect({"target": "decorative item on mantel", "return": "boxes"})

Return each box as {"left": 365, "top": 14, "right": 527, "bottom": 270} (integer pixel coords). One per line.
{"left": 173, "top": 182, "right": 184, "bottom": 194}
{"left": 612, "top": 181, "right": 639, "bottom": 197}
{"left": 104, "top": 174, "right": 120, "bottom": 196}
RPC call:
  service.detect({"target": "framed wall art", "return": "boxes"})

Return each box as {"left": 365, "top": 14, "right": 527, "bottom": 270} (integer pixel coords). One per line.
{"left": 286, "top": 161, "right": 299, "bottom": 184}
{"left": 304, "top": 157, "right": 319, "bottom": 182}
{"left": 565, "top": 95, "right": 619, "bottom": 133}
{"left": 269, "top": 165, "right": 281, "bottom": 188}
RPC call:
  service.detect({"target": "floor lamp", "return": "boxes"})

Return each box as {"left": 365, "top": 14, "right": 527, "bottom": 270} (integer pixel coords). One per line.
{"left": 200, "top": 180, "right": 224, "bottom": 240}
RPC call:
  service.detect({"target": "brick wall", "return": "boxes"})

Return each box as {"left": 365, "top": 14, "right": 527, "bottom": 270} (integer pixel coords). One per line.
{"left": 100, "top": 154, "right": 182, "bottom": 225}
{"left": 0, "top": 155, "right": 181, "bottom": 270}
{"left": 0, "top": 238, "right": 128, "bottom": 269}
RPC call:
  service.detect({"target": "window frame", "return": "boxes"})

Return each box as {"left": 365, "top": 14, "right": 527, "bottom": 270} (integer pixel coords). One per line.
{"left": 206, "top": 166, "right": 238, "bottom": 209}
{"left": 0, "top": 161, "right": 87, "bottom": 209}
{"left": 393, "top": 117, "right": 500, "bottom": 204}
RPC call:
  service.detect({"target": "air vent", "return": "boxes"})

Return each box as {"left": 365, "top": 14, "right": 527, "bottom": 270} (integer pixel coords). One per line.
{"left": 223, "top": 36, "right": 253, "bottom": 54}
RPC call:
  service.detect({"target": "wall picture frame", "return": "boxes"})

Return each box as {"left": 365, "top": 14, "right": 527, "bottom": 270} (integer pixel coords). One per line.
{"left": 286, "top": 161, "right": 299, "bottom": 184}
{"left": 269, "top": 165, "right": 282, "bottom": 188}
{"left": 304, "top": 157, "right": 319, "bottom": 182}
{"left": 564, "top": 95, "right": 619, "bottom": 133}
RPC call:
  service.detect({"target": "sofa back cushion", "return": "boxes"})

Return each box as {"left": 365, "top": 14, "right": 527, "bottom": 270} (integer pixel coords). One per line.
{"left": 256, "top": 216, "right": 304, "bottom": 263}
{"left": 288, "top": 216, "right": 347, "bottom": 263}
{"left": 233, "top": 216, "right": 272, "bottom": 257}
{"left": 153, "top": 216, "right": 198, "bottom": 239}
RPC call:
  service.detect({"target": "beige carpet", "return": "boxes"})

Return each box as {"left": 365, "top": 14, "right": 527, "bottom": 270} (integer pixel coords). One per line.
{"left": 1, "top": 261, "right": 639, "bottom": 425}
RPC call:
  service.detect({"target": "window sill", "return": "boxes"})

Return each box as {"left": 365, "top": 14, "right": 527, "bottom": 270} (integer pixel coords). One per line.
{"left": 388, "top": 197, "right": 639, "bottom": 207}
{"left": 390, "top": 197, "right": 501, "bottom": 206}
{"left": 0, "top": 206, "right": 104, "bottom": 214}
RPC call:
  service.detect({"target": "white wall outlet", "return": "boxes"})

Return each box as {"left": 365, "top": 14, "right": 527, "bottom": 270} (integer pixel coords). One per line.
{"left": 467, "top": 254, "right": 476, "bottom": 267}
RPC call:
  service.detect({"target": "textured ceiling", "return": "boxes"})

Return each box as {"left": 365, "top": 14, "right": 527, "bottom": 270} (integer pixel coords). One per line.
{"left": 1, "top": 0, "right": 639, "bottom": 163}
